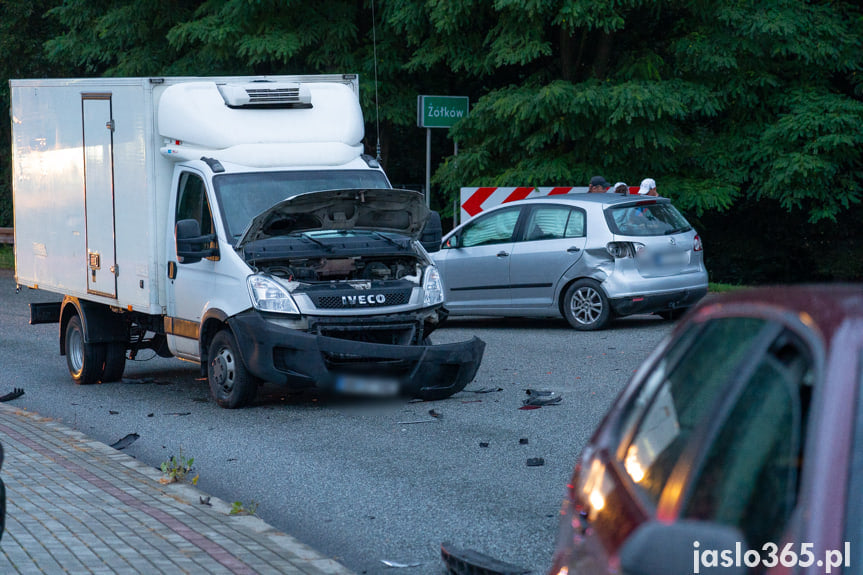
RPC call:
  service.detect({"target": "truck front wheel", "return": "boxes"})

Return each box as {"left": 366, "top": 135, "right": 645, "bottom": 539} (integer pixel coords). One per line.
{"left": 65, "top": 315, "right": 106, "bottom": 385}
{"left": 207, "top": 330, "right": 257, "bottom": 409}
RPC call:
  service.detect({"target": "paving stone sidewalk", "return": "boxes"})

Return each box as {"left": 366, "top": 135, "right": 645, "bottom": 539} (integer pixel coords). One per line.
{"left": 0, "top": 403, "right": 354, "bottom": 574}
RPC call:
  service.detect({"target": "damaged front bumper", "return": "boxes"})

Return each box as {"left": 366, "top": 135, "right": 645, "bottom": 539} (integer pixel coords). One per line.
{"left": 227, "top": 310, "right": 485, "bottom": 399}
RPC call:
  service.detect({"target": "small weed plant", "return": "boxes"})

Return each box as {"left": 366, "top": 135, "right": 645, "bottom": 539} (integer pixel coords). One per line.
{"left": 229, "top": 500, "right": 259, "bottom": 516}
{"left": 159, "top": 450, "right": 199, "bottom": 485}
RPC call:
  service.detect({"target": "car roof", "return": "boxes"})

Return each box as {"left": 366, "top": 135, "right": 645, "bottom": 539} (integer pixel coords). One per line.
{"left": 515, "top": 193, "right": 668, "bottom": 206}
{"left": 690, "top": 284, "right": 863, "bottom": 345}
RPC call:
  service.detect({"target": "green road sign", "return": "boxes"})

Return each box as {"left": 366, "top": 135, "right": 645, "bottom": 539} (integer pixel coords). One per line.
{"left": 417, "top": 96, "right": 469, "bottom": 128}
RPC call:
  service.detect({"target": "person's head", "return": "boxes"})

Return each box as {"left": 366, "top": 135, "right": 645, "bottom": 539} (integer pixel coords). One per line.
{"left": 589, "top": 175, "right": 610, "bottom": 193}
{"left": 638, "top": 178, "right": 657, "bottom": 196}
{"left": 612, "top": 182, "right": 628, "bottom": 194}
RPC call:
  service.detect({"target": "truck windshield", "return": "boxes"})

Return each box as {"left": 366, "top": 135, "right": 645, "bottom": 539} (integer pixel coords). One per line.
{"left": 213, "top": 170, "right": 391, "bottom": 239}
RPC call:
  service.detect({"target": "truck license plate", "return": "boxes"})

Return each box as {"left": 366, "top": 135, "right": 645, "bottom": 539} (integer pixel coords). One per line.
{"left": 335, "top": 375, "right": 400, "bottom": 397}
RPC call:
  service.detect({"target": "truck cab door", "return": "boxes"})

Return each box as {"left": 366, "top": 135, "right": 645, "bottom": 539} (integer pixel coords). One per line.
{"left": 165, "top": 167, "right": 219, "bottom": 360}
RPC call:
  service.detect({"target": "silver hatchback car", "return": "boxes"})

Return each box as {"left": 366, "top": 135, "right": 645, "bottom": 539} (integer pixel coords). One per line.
{"left": 432, "top": 194, "right": 708, "bottom": 330}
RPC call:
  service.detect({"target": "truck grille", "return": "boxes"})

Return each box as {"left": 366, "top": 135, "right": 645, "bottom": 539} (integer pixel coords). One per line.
{"left": 311, "top": 289, "right": 411, "bottom": 310}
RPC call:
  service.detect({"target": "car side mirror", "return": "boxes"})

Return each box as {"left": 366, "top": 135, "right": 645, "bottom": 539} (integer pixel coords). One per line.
{"left": 176, "top": 219, "right": 218, "bottom": 264}
{"left": 420, "top": 211, "right": 443, "bottom": 253}
{"left": 620, "top": 520, "right": 747, "bottom": 575}
{"left": 444, "top": 234, "right": 460, "bottom": 249}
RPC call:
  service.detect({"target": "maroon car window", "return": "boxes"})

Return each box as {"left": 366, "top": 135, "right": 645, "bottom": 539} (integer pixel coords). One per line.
{"left": 682, "top": 330, "right": 812, "bottom": 550}
{"left": 619, "top": 317, "right": 766, "bottom": 506}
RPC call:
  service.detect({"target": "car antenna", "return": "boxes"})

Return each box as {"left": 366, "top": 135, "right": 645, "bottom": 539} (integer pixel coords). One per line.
{"left": 371, "top": 0, "right": 382, "bottom": 162}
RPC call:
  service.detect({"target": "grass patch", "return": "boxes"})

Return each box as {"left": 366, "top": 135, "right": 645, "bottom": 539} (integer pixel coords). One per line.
{"left": 709, "top": 282, "right": 747, "bottom": 293}
{"left": 0, "top": 245, "right": 12, "bottom": 270}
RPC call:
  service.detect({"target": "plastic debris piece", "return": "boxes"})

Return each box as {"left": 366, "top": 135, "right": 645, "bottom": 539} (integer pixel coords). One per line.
{"left": 465, "top": 387, "right": 504, "bottom": 394}
{"left": 518, "top": 405, "right": 541, "bottom": 411}
{"left": 381, "top": 559, "right": 422, "bottom": 568}
{"left": 109, "top": 410, "right": 119, "bottom": 415}
{"left": 526, "top": 457, "right": 545, "bottom": 467}
{"left": 0, "top": 388, "right": 24, "bottom": 402}
{"left": 110, "top": 433, "right": 139, "bottom": 450}
{"left": 440, "top": 542, "right": 531, "bottom": 575}
{"left": 519, "top": 438, "right": 529, "bottom": 445}
{"left": 522, "top": 389, "right": 562, "bottom": 407}
{"left": 428, "top": 409, "right": 443, "bottom": 419}
{"left": 397, "top": 419, "right": 438, "bottom": 424}
{"left": 166, "top": 412, "right": 191, "bottom": 416}
{"left": 199, "top": 496, "right": 211, "bottom": 506}
{"left": 479, "top": 442, "right": 490, "bottom": 448}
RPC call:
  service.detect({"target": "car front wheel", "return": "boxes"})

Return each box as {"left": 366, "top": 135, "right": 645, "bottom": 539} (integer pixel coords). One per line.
{"left": 563, "top": 279, "right": 611, "bottom": 331}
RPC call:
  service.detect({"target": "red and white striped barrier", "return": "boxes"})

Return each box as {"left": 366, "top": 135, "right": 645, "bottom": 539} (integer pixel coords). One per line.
{"left": 459, "top": 186, "right": 639, "bottom": 222}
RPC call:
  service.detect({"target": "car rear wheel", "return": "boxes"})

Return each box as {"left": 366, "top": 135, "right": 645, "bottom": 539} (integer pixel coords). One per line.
{"left": 563, "top": 279, "right": 611, "bottom": 331}
{"left": 65, "top": 315, "right": 106, "bottom": 385}
{"left": 208, "top": 330, "right": 257, "bottom": 409}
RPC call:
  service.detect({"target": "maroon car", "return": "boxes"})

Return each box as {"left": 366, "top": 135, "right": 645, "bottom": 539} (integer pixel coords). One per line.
{"left": 549, "top": 285, "right": 863, "bottom": 575}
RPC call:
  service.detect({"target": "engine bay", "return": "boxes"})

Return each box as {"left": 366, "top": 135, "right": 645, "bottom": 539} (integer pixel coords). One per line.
{"left": 257, "top": 255, "right": 422, "bottom": 283}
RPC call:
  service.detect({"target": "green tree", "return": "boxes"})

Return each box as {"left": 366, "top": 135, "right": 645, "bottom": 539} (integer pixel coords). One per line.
{"left": 400, "top": 0, "right": 863, "bottom": 223}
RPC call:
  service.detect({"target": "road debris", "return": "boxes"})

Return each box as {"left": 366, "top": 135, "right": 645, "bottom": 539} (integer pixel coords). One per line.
{"left": 526, "top": 458, "right": 545, "bottom": 467}
{"left": 479, "top": 442, "right": 490, "bottom": 448}
{"left": 428, "top": 409, "right": 443, "bottom": 419}
{"left": 380, "top": 559, "right": 422, "bottom": 568}
{"left": 397, "top": 419, "right": 439, "bottom": 424}
{"left": 465, "top": 387, "right": 504, "bottom": 394}
{"left": 110, "top": 433, "right": 139, "bottom": 450}
{"left": 521, "top": 389, "right": 562, "bottom": 407}
{"left": 440, "top": 542, "right": 531, "bottom": 575}
{"left": 0, "top": 388, "right": 24, "bottom": 402}
{"left": 519, "top": 438, "right": 529, "bottom": 445}
{"left": 199, "top": 496, "right": 211, "bottom": 506}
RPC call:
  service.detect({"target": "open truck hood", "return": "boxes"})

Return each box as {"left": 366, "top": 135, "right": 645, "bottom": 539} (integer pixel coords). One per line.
{"left": 236, "top": 188, "right": 429, "bottom": 247}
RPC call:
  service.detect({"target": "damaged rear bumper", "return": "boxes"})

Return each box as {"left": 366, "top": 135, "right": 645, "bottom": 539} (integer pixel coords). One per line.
{"left": 227, "top": 310, "right": 485, "bottom": 398}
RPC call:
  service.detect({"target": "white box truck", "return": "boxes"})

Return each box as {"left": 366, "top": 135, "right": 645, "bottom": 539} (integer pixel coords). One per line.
{"left": 11, "top": 75, "right": 484, "bottom": 408}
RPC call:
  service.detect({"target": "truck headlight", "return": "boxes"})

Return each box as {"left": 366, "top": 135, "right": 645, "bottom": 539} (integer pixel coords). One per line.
{"left": 247, "top": 275, "right": 300, "bottom": 314}
{"left": 423, "top": 266, "right": 444, "bottom": 306}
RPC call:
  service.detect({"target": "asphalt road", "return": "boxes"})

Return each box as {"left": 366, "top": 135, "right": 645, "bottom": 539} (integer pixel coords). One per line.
{"left": 0, "top": 269, "right": 673, "bottom": 574}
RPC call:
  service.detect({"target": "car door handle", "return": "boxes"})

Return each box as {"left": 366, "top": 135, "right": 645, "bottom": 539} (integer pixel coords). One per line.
{"left": 567, "top": 246, "right": 581, "bottom": 253}
{"left": 497, "top": 251, "right": 509, "bottom": 257}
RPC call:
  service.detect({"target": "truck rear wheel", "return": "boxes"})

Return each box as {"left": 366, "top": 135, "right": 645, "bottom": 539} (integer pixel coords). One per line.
{"left": 101, "top": 343, "right": 127, "bottom": 382}
{"left": 207, "top": 330, "right": 257, "bottom": 409}
{"left": 65, "top": 315, "right": 106, "bottom": 385}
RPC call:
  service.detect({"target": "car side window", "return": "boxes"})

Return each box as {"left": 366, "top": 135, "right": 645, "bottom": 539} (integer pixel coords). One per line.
{"left": 618, "top": 318, "right": 768, "bottom": 506}
{"left": 524, "top": 206, "right": 584, "bottom": 241}
{"left": 460, "top": 208, "right": 520, "bottom": 248}
{"left": 681, "top": 329, "right": 812, "bottom": 550}
{"left": 176, "top": 171, "right": 215, "bottom": 236}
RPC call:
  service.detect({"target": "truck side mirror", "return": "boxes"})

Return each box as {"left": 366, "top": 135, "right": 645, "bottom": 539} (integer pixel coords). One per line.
{"left": 176, "top": 219, "right": 218, "bottom": 264}
{"left": 420, "top": 211, "right": 443, "bottom": 253}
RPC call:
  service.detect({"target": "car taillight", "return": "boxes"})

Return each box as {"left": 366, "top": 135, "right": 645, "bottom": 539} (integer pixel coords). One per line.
{"left": 607, "top": 241, "right": 645, "bottom": 259}
{"left": 693, "top": 234, "right": 703, "bottom": 252}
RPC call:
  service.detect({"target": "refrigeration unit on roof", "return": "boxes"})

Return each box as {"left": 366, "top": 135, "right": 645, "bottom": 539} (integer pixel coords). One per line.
{"left": 217, "top": 82, "right": 312, "bottom": 108}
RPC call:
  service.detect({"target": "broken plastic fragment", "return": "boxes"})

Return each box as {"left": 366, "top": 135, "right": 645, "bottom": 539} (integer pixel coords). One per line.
{"left": 380, "top": 559, "right": 422, "bottom": 568}
{"left": 526, "top": 457, "right": 545, "bottom": 467}
{"left": 110, "top": 433, "right": 140, "bottom": 450}
{"left": 465, "top": 387, "right": 504, "bottom": 394}
{"left": 522, "top": 389, "right": 562, "bottom": 407}
{"left": 0, "top": 388, "right": 24, "bottom": 402}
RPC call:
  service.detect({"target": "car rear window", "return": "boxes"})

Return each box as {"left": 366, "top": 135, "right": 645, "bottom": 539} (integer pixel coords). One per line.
{"left": 607, "top": 202, "right": 692, "bottom": 237}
